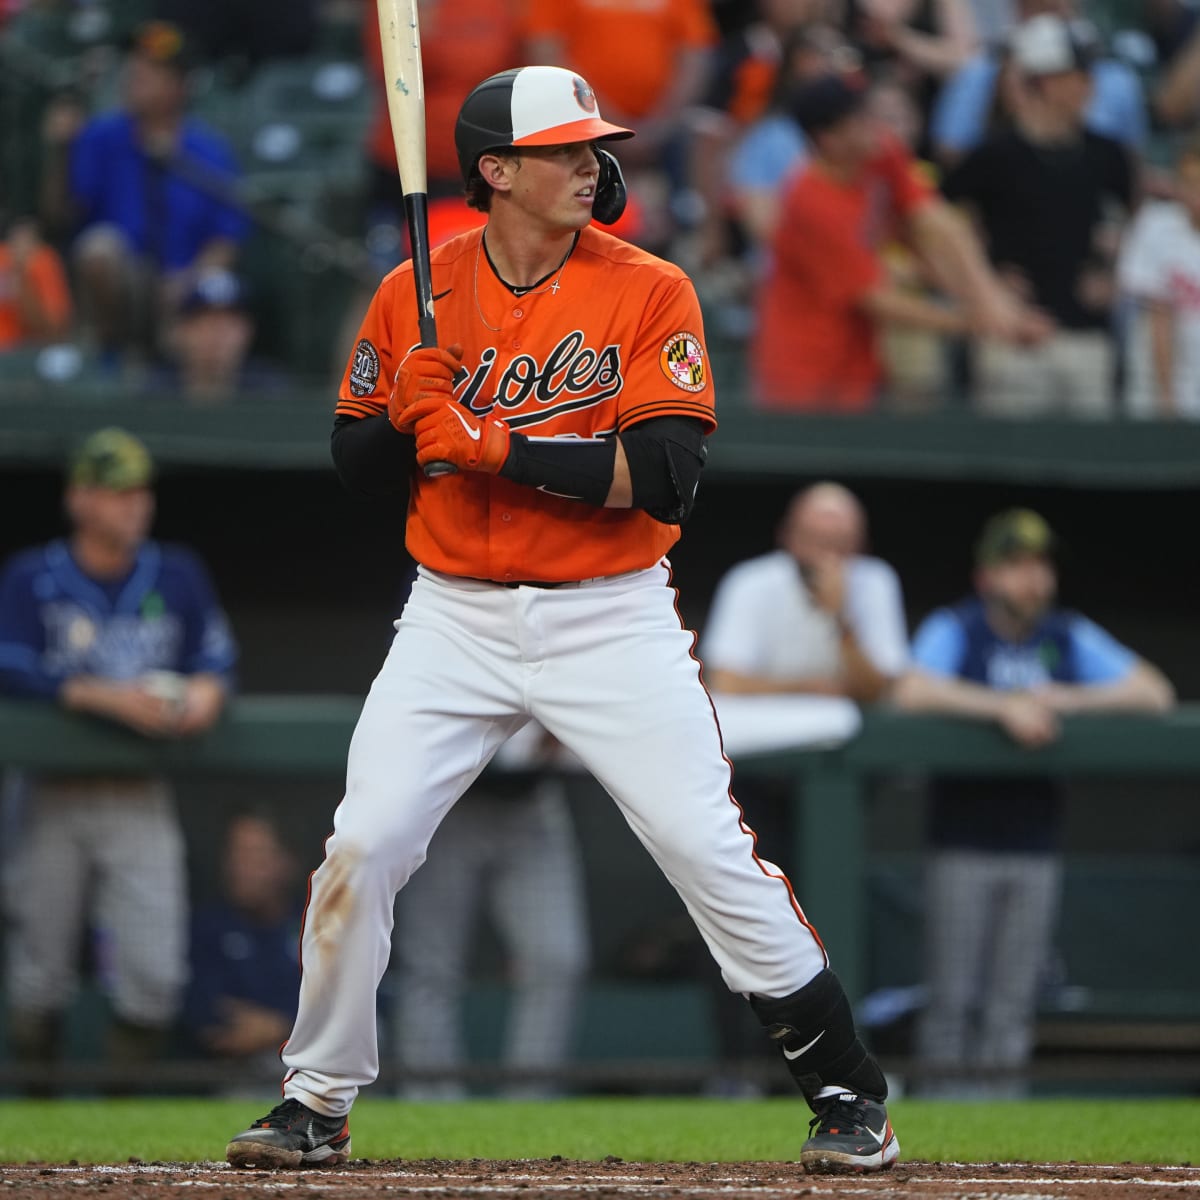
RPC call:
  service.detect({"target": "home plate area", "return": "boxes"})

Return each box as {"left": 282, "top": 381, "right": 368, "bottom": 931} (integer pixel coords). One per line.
{"left": 3, "top": 1160, "right": 1198, "bottom": 1200}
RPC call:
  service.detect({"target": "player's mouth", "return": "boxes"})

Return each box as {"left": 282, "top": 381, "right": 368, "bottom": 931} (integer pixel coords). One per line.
{"left": 576, "top": 185, "right": 595, "bottom": 203}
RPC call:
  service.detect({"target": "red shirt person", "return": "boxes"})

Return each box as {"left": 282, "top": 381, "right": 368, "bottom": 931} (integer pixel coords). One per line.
{"left": 751, "top": 72, "right": 1049, "bottom": 411}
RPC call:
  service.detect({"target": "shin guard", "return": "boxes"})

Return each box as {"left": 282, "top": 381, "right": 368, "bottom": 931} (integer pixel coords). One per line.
{"left": 750, "top": 969, "right": 887, "bottom": 1105}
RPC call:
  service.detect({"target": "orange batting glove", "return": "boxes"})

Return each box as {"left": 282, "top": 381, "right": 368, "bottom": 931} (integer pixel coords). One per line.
{"left": 411, "top": 398, "right": 512, "bottom": 474}
{"left": 387, "top": 344, "right": 463, "bottom": 434}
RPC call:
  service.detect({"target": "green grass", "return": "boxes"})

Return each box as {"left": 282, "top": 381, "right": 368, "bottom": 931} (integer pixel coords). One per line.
{"left": 1, "top": 1097, "right": 1196, "bottom": 1166}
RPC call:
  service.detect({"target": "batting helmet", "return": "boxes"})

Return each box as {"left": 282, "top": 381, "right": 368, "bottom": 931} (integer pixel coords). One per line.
{"left": 454, "top": 65, "right": 634, "bottom": 186}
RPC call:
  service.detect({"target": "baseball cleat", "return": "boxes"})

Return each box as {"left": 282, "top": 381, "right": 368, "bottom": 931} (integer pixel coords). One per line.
{"left": 800, "top": 1092, "right": 899, "bottom": 1174}
{"left": 225, "top": 1098, "right": 351, "bottom": 1169}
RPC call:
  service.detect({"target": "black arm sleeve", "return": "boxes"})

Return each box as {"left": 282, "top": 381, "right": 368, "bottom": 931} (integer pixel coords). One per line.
{"left": 330, "top": 414, "right": 416, "bottom": 498}
{"left": 499, "top": 415, "right": 708, "bottom": 522}
{"left": 618, "top": 416, "right": 708, "bottom": 524}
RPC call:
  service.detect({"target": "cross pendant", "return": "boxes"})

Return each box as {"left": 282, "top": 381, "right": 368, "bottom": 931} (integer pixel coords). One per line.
{"left": 550, "top": 279, "right": 561, "bottom": 294}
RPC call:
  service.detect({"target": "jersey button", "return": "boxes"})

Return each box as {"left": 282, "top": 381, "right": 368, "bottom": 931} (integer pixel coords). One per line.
{"left": 503, "top": 572, "right": 514, "bottom": 580}
{"left": 513, "top": 308, "right": 524, "bottom": 319}
{"left": 501, "top": 512, "right": 512, "bottom": 522}
{"left": 511, "top": 339, "right": 521, "bottom": 349}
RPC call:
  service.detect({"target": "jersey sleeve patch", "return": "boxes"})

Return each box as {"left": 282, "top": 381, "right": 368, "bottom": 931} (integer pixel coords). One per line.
{"left": 348, "top": 338, "right": 382, "bottom": 397}
{"left": 659, "top": 331, "right": 706, "bottom": 393}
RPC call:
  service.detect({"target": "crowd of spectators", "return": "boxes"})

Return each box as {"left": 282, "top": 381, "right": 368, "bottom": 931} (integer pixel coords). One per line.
{"left": 4, "top": 0, "right": 1200, "bottom": 412}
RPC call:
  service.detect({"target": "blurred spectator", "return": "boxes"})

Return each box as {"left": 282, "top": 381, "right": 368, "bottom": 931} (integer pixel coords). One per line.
{"left": 840, "top": 0, "right": 978, "bottom": 145}
{"left": 153, "top": 0, "right": 319, "bottom": 73}
{"left": 0, "top": 215, "right": 72, "bottom": 348}
{"left": 41, "top": 21, "right": 249, "bottom": 368}
{"left": 521, "top": 0, "right": 719, "bottom": 251}
{"left": 155, "top": 267, "right": 288, "bottom": 403}
{"left": 392, "top": 721, "right": 589, "bottom": 1100}
{"left": 0, "top": 428, "right": 238, "bottom": 1078}
{"left": 184, "top": 813, "right": 302, "bottom": 1066}
{"left": 1117, "top": 136, "right": 1200, "bottom": 420}
{"left": 703, "top": 482, "right": 908, "bottom": 706}
{"left": 892, "top": 508, "right": 1174, "bottom": 1096}
{"left": 931, "top": 0, "right": 1148, "bottom": 166}
{"left": 750, "top": 70, "right": 1046, "bottom": 411}
{"left": 726, "top": 25, "right": 847, "bottom": 251}
{"left": 688, "top": 0, "right": 826, "bottom": 273}
{"left": 1142, "top": 0, "right": 1199, "bottom": 71}
{"left": 942, "top": 15, "right": 1135, "bottom": 417}
{"left": 1153, "top": 6, "right": 1200, "bottom": 126}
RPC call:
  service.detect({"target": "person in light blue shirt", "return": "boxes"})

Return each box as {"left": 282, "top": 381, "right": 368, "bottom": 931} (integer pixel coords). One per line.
{"left": 893, "top": 508, "right": 1172, "bottom": 1096}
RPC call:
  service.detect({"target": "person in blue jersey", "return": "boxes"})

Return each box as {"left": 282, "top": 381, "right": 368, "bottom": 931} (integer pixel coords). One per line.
{"left": 892, "top": 508, "right": 1173, "bottom": 1095}
{"left": 0, "top": 427, "right": 238, "bottom": 1076}
{"left": 45, "top": 21, "right": 248, "bottom": 367}
{"left": 184, "top": 813, "right": 302, "bottom": 1074}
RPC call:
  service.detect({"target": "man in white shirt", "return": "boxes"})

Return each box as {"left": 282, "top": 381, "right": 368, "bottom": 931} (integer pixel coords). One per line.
{"left": 702, "top": 481, "right": 908, "bottom": 710}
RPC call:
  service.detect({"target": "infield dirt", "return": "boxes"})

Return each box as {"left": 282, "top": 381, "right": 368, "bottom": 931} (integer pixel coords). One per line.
{"left": 2, "top": 1158, "right": 1197, "bottom": 1200}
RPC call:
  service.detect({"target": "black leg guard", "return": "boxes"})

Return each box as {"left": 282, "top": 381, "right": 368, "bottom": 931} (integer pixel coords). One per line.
{"left": 750, "top": 969, "right": 887, "bottom": 1107}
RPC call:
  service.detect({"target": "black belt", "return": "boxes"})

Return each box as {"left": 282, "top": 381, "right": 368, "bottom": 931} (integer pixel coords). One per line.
{"left": 500, "top": 579, "right": 567, "bottom": 589}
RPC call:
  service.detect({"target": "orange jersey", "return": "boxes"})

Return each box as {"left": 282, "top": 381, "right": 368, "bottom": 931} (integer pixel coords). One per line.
{"left": 337, "top": 225, "right": 716, "bottom": 583}
{"left": 0, "top": 242, "right": 72, "bottom": 349}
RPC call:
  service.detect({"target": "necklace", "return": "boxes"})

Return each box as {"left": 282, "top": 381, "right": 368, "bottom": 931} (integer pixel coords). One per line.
{"left": 473, "top": 235, "right": 572, "bottom": 332}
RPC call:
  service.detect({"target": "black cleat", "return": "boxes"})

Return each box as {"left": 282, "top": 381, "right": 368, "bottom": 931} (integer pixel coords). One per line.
{"left": 226, "top": 1098, "right": 352, "bottom": 1169}
{"left": 801, "top": 1092, "right": 899, "bottom": 1174}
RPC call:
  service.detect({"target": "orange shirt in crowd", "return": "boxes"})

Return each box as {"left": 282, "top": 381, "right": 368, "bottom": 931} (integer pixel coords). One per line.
{"left": 521, "top": 0, "right": 719, "bottom": 119}
{"left": 0, "top": 241, "right": 72, "bottom": 350}
{"left": 364, "top": 0, "right": 522, "bottom": 188}
{"left": 751, "top": 134, "right": 934, "bottom": 412}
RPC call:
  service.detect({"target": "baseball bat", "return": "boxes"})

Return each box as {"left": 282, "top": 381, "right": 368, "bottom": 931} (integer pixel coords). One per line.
{"left": 376, "top": 0, "right": 455, "bottom": 478}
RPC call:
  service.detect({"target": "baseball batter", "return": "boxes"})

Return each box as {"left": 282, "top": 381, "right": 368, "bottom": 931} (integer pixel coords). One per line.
{"left": 226, "top": 66, "right": 898, "bottom": 1175}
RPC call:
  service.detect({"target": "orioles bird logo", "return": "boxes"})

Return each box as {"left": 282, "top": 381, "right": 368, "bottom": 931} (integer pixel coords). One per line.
{"left": 572, "top": 75, "right": 597, "bottom": 113}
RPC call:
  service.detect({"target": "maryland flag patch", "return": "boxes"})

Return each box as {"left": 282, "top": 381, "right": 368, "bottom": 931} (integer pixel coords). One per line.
{"left": 659, "top": 331, "right": 706, "bottom": 393}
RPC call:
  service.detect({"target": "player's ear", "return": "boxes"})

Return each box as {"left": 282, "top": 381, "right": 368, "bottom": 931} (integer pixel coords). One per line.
{"left": 477, "top": 152, "right": 514, "bottom": 194}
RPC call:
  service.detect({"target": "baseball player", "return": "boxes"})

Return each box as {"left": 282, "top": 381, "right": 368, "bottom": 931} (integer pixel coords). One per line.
{"left": 226, "top": 66, "right": 898, "bottom": 1174}
{"left": 0, "top": 428, "right": 238, "bottom": 1075}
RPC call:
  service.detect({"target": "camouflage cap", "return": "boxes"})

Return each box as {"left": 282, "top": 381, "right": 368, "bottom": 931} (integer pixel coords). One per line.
{"left": 975, "top": 508, "right": 1056, "bottom": 566}
{"left": 68, "top": 428, "right": 155, "bottom": 490}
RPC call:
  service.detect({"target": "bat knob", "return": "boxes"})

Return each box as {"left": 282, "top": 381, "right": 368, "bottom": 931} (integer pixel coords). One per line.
{"left": 423, "top": 460, "right": 458, "bottom": 478}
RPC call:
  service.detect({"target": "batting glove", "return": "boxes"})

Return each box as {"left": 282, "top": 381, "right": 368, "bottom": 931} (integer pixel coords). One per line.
{"left": 410, "top": 398, "right": 512, "bottom": 474}
{"left": 388, "top": 344, "right": 463, "bottom": 434}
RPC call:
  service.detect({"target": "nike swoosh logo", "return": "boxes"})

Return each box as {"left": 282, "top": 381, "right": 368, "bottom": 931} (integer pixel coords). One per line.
{"left": 864, "top": 1122, "right": 889, "bottom": 1147}
{"left": 536, "top": 484, "right": 582, "bottom": 499}
{"left": 449, "top": 406, "right": 480, "bottom": 440}
{"left": 782, "top": 1030, "right": 825, "bottom": 1061}
{"left": 433, "top": 288, "right": 453, "bottom": 301}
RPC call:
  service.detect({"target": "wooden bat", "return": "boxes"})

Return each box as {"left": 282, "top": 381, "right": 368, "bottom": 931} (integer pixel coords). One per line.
{"left": 376, "top": 0, "right": 455, "bottom": 478}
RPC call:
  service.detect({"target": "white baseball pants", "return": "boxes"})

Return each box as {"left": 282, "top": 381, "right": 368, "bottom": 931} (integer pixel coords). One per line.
{"left": 282, "top": 562, "right": 828, "bottom": 1117}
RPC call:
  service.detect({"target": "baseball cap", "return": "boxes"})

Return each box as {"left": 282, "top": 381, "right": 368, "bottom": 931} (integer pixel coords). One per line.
{"left": 455, "top": 66, "right": 635, "bottom": 183}
{"left": 788, "top": 71, "right": 869, "bottom": 137}
{"left": 68, "top": 428, "right": 155, "bottom": 490}
{"left": 127, "top": 20, "right": 194, "bottom": 73}
{"left": 975, "top": 508, "right": 1057, "bottom": 566}
{"left": 180, "top": 268, "right": 250, "bottom": 315}
{"left": 1010, "top": 14, "right": 1098, "bottom": 76}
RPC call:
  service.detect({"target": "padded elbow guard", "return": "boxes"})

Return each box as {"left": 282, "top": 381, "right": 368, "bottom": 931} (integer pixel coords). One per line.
{"left": 619, "top": 417, "right": 708, "bottom": 524}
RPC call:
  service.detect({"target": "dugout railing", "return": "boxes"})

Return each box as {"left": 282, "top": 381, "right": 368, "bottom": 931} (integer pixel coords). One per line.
{"left": 1, "top": 698, "right": 1198, "bottom": 1092}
